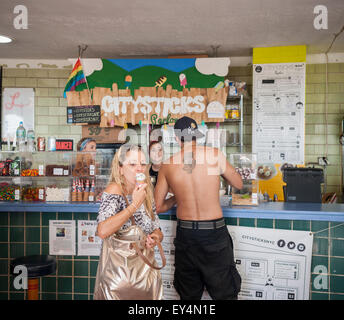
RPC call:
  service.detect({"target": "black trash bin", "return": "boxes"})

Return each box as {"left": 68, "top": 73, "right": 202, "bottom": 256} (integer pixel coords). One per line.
{"left": 282, "top": 168, "right": 324, "bottom": 203}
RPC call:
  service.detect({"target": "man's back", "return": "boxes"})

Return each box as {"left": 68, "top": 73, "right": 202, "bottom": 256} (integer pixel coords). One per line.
{"left": 154, "top": 116, "right": 243, "bottom": 300}
{"left": 158, "top": 143, "right": 242, "bottom": 221}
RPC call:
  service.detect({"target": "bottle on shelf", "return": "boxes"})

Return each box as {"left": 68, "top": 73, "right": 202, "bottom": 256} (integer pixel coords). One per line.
{"left": 89, "top": 179, "right": 95, "bottom": 202}
{"left": 27, "top": 129, "right": 35, "bottom": 152}
{"left": 16, "top": 121, "right": 26, "bottom": 151}
{"left": 83, "top": 179, "right": 90, "bottom": 202}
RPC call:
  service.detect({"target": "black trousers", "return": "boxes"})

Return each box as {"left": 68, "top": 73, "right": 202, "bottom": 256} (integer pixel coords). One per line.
{"left": 173, "top": 220, "right": 241, "bottom": 300}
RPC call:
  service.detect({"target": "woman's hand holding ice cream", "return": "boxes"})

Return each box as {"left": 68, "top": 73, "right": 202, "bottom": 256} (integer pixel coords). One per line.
{"left": 131, "top": 173, "right": 147, "bottom": 211}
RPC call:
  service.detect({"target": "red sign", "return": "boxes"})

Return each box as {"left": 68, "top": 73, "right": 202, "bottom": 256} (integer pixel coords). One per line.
{"left": 56, "top": 139, "right": 74, "bottom": 151}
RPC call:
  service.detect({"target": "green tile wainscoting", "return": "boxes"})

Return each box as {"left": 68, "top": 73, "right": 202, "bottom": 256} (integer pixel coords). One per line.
{"left": 0, "top": 212, "right": 343, "bottom": 300}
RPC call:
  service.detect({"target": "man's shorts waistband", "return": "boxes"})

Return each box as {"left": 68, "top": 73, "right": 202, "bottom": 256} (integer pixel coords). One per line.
{"left": 177, "top": 218, "right": 225, "bottom": 230}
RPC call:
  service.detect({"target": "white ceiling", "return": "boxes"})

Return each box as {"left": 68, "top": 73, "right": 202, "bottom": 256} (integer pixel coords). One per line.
{"left": 0, "top": 0, "right": 343, "bottom": 59}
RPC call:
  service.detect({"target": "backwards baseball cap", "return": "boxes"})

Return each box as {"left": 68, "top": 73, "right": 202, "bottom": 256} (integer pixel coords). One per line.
{"left": 174, "top": 116, "right": 204, "bottom": 142}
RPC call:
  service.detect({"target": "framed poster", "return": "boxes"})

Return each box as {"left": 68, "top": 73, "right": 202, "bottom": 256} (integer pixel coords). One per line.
{"left": 1, "top": 88, "right": 35, "bottom": 142}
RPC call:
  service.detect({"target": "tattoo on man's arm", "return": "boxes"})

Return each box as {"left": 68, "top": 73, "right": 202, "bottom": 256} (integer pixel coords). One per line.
{"left": 183, "top": 152, "right": 196, "bottom": 174}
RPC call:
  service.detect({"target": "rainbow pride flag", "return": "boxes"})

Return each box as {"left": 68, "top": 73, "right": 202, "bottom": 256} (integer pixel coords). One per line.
{"left": 63, "top": 58, "right": 87, "bottom": 98}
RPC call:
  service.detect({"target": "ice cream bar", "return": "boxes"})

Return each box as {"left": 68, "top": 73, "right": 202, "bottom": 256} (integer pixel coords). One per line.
{"left": 135, "top": 173, "right": 146, "bottom": 186}
{"left": 179, "top": 73, "right": 187, "bottom": 88}
{"left": 125, "top": 75, "right": 132, "bottom": 88}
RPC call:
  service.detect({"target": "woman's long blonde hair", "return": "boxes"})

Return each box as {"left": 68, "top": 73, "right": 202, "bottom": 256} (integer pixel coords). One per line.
{"left": 109, "top": 144, "right": 155, "bottom": 220}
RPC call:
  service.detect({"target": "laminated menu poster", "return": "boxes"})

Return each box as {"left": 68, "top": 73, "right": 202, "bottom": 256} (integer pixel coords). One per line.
{"left": 49, "top": 220, "right": 76, "bottom": 255}
{"left": 229, "top": 225, "right": 313, "bottom": 300}
{"left": 155, "top": 220, "right": 313, "bottom": 300}
{"left": 77, "top": 220, "right": 102, "bottom": 256}
{"left": 252, "top": 63, "right": 305, "bottom": 164}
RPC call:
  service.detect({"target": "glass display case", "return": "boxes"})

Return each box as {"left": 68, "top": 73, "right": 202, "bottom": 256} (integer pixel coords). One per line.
{"left": 0, "top": 151, "right": 113, "bottom": 202}
{"left": 229, "top": 153, "right": 258, "bottom": 206}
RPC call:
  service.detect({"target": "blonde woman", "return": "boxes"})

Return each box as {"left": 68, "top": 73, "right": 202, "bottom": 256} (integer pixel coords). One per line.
{"left": 94, "top": 144, "right": 163, "bottom": 300}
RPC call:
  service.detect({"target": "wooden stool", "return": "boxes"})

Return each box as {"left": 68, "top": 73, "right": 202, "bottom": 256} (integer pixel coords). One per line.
{"left": 10, "top": 255, "right": 56, "bottom": 300}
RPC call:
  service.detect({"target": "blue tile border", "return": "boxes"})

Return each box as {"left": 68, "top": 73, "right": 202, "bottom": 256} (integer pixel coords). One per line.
{"left": 1, "top": 202, "right": 344, "bottom": 222}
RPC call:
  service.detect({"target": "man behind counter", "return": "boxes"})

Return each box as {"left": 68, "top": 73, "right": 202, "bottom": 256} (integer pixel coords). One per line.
{"left": 154, "top": 116, "right": 243, "bottom": 300}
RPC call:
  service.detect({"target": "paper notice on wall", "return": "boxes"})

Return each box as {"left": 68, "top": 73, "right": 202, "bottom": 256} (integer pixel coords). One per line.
{"left": 49, "top": 220, "right": 76, "bottom": 255}
{"left": 252, "top": 63, "right": 305, "bottom": 164}
{"left": 228, "top": 225, "right": 313, "bottom": 300}
{"left": 155, "top": 219, "right": 180, "bottom": 300}
{"left": 77, "top": 220, "right": 102, "bottom": 256}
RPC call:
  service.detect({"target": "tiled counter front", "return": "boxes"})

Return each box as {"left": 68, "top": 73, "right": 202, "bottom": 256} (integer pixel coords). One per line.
{"left": 0, "top": 203, "right": 344, "bottom": 300}
{"left": 0, "top": 211, "right": 100, "bottom": 300}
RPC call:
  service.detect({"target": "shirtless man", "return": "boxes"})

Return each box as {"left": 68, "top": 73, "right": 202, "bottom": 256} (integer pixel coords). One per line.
{"left": 154, "top": 116, "right": 243, "bottom": 300}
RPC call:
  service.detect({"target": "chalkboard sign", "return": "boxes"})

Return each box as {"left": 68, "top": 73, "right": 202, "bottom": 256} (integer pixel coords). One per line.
{"left": 67, "top": 105, "right": 101, "bottom": 124}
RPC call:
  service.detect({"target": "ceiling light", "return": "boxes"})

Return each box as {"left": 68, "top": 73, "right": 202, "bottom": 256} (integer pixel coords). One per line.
{"left": 0, "top": 35, "right": 12, "bottom": 43}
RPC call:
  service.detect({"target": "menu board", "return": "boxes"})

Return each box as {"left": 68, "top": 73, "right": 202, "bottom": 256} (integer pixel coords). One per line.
{"left": 231, "top": 225, "right": 313, "bottom": 300}
{"left": 156, "top": 220, "right": 313, "bottom": 300}
{"left": 67, "top": 105, "right": 101, "bottom": 124}
{"left": 252, "top": 63, "right": 305, "bottom": 164}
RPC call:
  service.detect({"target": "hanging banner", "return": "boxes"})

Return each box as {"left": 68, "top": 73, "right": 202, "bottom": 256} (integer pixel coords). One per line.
{"left": 65, "top": 58, "right": 231, "bottom": 126}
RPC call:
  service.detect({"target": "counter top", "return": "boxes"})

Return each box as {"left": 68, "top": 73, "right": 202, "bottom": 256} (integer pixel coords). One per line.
{"left": 0, "top": 201, "right": 344, "bottom": 222}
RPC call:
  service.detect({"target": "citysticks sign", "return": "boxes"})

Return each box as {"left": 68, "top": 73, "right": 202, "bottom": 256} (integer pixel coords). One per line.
{"left": 66, "top": 84, "right": 228, "bottom": 127}
{"left": 64, "top": 57, "right": 231, "bottom": 127}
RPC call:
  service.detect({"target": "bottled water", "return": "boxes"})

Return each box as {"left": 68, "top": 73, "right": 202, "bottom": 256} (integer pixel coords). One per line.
{"left": 16, "top": 121, "right": 26, "bottom": 151}
{"left": 27, "top": 129, "right": 35, "bottom": 152}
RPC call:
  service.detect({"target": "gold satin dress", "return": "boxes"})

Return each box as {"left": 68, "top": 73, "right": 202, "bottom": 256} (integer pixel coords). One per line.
{"left": 93, "top": 225, "right": 163, "bottom": 300}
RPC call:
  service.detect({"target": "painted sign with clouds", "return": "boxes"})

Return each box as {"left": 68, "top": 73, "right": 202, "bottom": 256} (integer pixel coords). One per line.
{"left": 65, "top": 58, "right": 231, "bottom": 126}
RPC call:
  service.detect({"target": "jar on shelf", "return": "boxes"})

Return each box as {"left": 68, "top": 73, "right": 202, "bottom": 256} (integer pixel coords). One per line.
{"left": 230, "top": 106, "right": 240, "bottom": 119}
